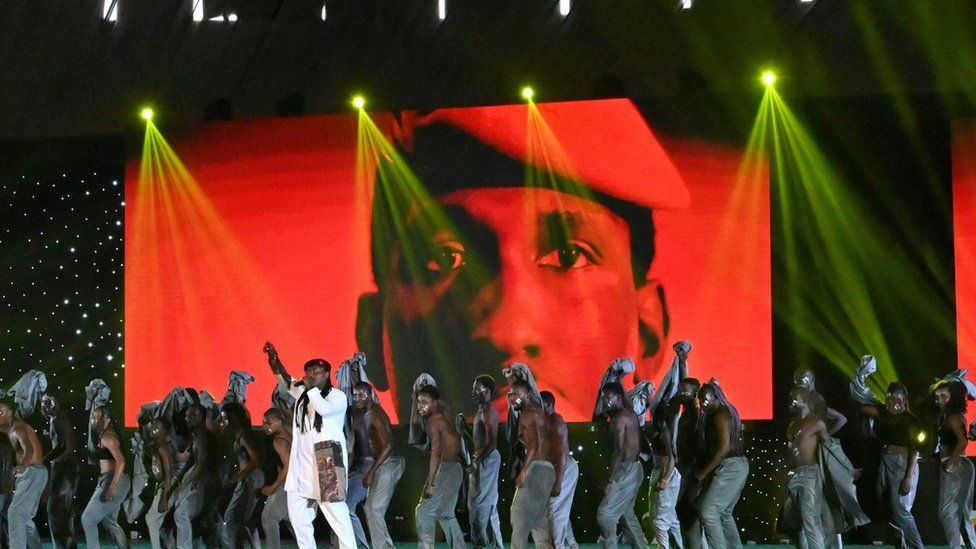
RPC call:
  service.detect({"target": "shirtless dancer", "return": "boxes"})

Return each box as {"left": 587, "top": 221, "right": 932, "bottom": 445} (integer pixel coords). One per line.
{"left": 338, "top": 384, "right": 374, "bottom": 549}
{"left": 686, "top": 380, "right": 748, "bottom": 549}
{"left": 217, "top": 402, "right": 263, "bottom": 549}
{"left": 468, "top": 375, "right": 504, "bottom": 549}
{"left": 415, "top": 385, "right": 465, "bottom": 549}
{"left": 351, "top": 382, "right": 404, "bottom": 549}
{"left": 793, "top": 369, "right": 847, "bottom": 436}
{"left": 260, "top": 408, "right": 292, "bottom": 549}
{"left": 783, "top": 387, "right": 830, "bottom": 549}
{"left": 532, "top": 390, "right": 579, "bottom": 549}
{"left": 0, "top": 400, "right": 47, "bottom": 549}
{"left": 596, "top": 382, "right": 648, "bottom": 549}
{"left": 509, "top": 380, "right": 556, "bottom": 549}
{"left": 40, "top": 394, "right": 79, "bottom": 549}
{"left": 172, "top": 403, "right": 217, "bottom": 548}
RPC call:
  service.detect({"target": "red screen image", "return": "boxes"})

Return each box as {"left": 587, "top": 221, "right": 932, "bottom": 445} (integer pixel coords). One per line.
{"left": 954, "top": 120, "right": 976, "bottom": 452}
{"left": 124, "top": 99, "right": 771, "bottom": 425}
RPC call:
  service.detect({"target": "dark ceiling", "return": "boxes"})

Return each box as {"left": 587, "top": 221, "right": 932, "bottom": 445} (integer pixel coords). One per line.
{"left": 1, "top": 0, "right": 974, "bottom": 139}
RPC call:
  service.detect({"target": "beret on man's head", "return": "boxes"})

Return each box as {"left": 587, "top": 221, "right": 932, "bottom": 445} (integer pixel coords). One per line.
{"left": 391, "top": 99, "right": 690, "bottom": 211}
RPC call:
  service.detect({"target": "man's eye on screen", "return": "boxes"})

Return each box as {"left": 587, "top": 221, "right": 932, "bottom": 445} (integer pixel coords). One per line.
{"left": 537, "top": 241, "right": 599, "bottom": 270}
{"left": 424, "top": 243, "right": 466, "bottom": 274}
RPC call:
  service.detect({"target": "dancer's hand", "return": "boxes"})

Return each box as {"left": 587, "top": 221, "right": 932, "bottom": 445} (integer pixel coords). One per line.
{"left": 654, "top": 477, "right": 669, "bottom": 492}
{"left": 264, "top": 341, "right": 279, "bottom": 364}
{"left": 945, "top": 457, "right": 960, "bottom": 474}
{"left": 106, "top": 485, "right": 118, "bottom": 501}
{"left": 363, "top": 471, "right": 374, "bottom": 488}
{"left": 898, "top": 477, "right": 912, "bottom": 496}
{"left": 423, "top": 483, "right": 435, "bottom": 499}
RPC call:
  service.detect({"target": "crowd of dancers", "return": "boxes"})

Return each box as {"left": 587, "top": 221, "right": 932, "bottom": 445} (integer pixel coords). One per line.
{"left": 0, "top": 341, "right": 975, "bottom": 549}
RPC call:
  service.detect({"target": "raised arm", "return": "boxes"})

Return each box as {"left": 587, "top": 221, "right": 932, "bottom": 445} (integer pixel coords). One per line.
{"left": 264, "top": 341, "right": 294, "bottom": 391}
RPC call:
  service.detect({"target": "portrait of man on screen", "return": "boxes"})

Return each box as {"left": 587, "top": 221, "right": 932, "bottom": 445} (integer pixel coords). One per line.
{"left": 355, "top": 99, "right": 690, "bottom": 421}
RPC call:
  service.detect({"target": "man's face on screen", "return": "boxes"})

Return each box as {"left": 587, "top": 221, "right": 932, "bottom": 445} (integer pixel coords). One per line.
{"left": 379, "top": 187, "right": 665, "bottom": 422}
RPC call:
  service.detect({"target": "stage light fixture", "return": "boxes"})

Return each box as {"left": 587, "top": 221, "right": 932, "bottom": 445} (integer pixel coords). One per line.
{"left": 559, "top": 0, "right": 571, "bottom": 16}
{"left": 352, "top": 96, "right": 366, "bottom": 109}
{"left": 681, "top": 0, "right": 692, "bottom": 9}
{"left": 103, "top": 0, "right": 118, "bottom": 21}
{"left": 521, "top": 87, "right": 535, "bottom": 101}
{"left": 916, "top": 431, "right": 926, "bottom": 443}
{"left": 761, "top": 70, "right": 777, "bottom": 87}
{"left": 437, "top": 0, "right": 446, "bottom": 20}
{"left": 140, "top": 107, "right": 154, "bottom": 121}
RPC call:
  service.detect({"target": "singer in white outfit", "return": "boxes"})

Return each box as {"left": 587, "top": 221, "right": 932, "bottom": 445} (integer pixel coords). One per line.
{"left": 264, "top": 342, "right": 356, "bottom": 549}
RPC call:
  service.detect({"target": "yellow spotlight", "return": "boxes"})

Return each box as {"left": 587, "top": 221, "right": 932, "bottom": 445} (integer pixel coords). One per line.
{"left": 916, "top": 431, "right": 927, "bottom": 444}
{"left": 521, "top": 86, "right": 535, "bottom": 101}
{"left": 140, "top": 107, "right": 154, "bottom": 121}
{"left": 352, "top": 95, "right": 366, "bottom": 110}
{"left": 761, "top": 70, "right": 777, "bottom": 87}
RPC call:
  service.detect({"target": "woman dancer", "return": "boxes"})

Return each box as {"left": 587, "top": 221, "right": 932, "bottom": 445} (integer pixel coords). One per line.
{"left": 934, "top": 378, "right": 976, "bottom": 549}
{"left": 81, "top": 406, "right": 131, "bottom": 549}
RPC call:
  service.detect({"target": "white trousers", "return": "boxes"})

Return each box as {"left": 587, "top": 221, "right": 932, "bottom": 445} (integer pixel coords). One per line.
{"left": 286, "top": 490, "right": 356, "bottom": 549}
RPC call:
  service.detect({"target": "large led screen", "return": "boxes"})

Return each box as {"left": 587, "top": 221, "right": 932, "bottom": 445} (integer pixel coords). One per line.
{"left": 124, "top": 99, "right": 771, "bottom": 424}
{"left": 955, "top": 121, "right": 976, "bottom": 389}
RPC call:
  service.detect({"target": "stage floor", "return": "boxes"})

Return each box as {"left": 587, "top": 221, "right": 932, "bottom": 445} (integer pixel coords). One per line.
{"left": 59, "top": 541, "right": 936, "bottom": 549}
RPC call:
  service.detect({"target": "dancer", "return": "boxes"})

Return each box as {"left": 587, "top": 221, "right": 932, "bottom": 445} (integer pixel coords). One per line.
{"left": 0, "top": 400, "right": 47, "bottom": 549}
{"left": 340, "top": 393, "right": 372, "bottom": 549}
{"left": 793, "top": 369, "right": 847, "bottom": 435}
{"left": 934, "top": 375, "right": 976, "bottom": 549}
{"left": 647, "top": 342, "right": 691, "bottom": 549}
{"left": 260, "top": 408, "right": 292, "bottom": 549}
{"left": 532, "top": 390, "right": 579, "bottom": 549}
{"left": 81, "top": 406, "right": 130, "bottom": 549}
{"left": 145, "top": 417, "right": 177, "bottom": 549}
{"left": 264, "top": 341, "right": 356, "bottom": 549}
{"left": 509, "top": 379, "right": 555, "bottom": 549}
{"left": 352, "top": 382, "right": 404, "bottom": 549}
{"left": 850, "top": 358, "right": 922, "bottom": 549}
{"left": 674, "top": 376, "right": 701, "bottom": 539}
{"left": 595, "top": 382, "right": 648, "bottom": 549}
{"left": 40, "top": 394, "right": 79, "bottom": 549}
{"left": 415, "top": 385, "right": 465, "bottom": 549}
{"left": 468, "top": 374, "right": 504, "bottom": 549}
{"left": 0, "top": 434, "right": 14, "bottom": 549}
{"left": 217, "top": 402, "right": 263, "bottom": 548}
{"left": 780, "top": 387, "right": 830, "bottom": 549}
{"left": 687, "top": 379, "right": 748, "bottom": 549}
{"left": 172, "top": 403, "right": 215, "bottom": 548}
